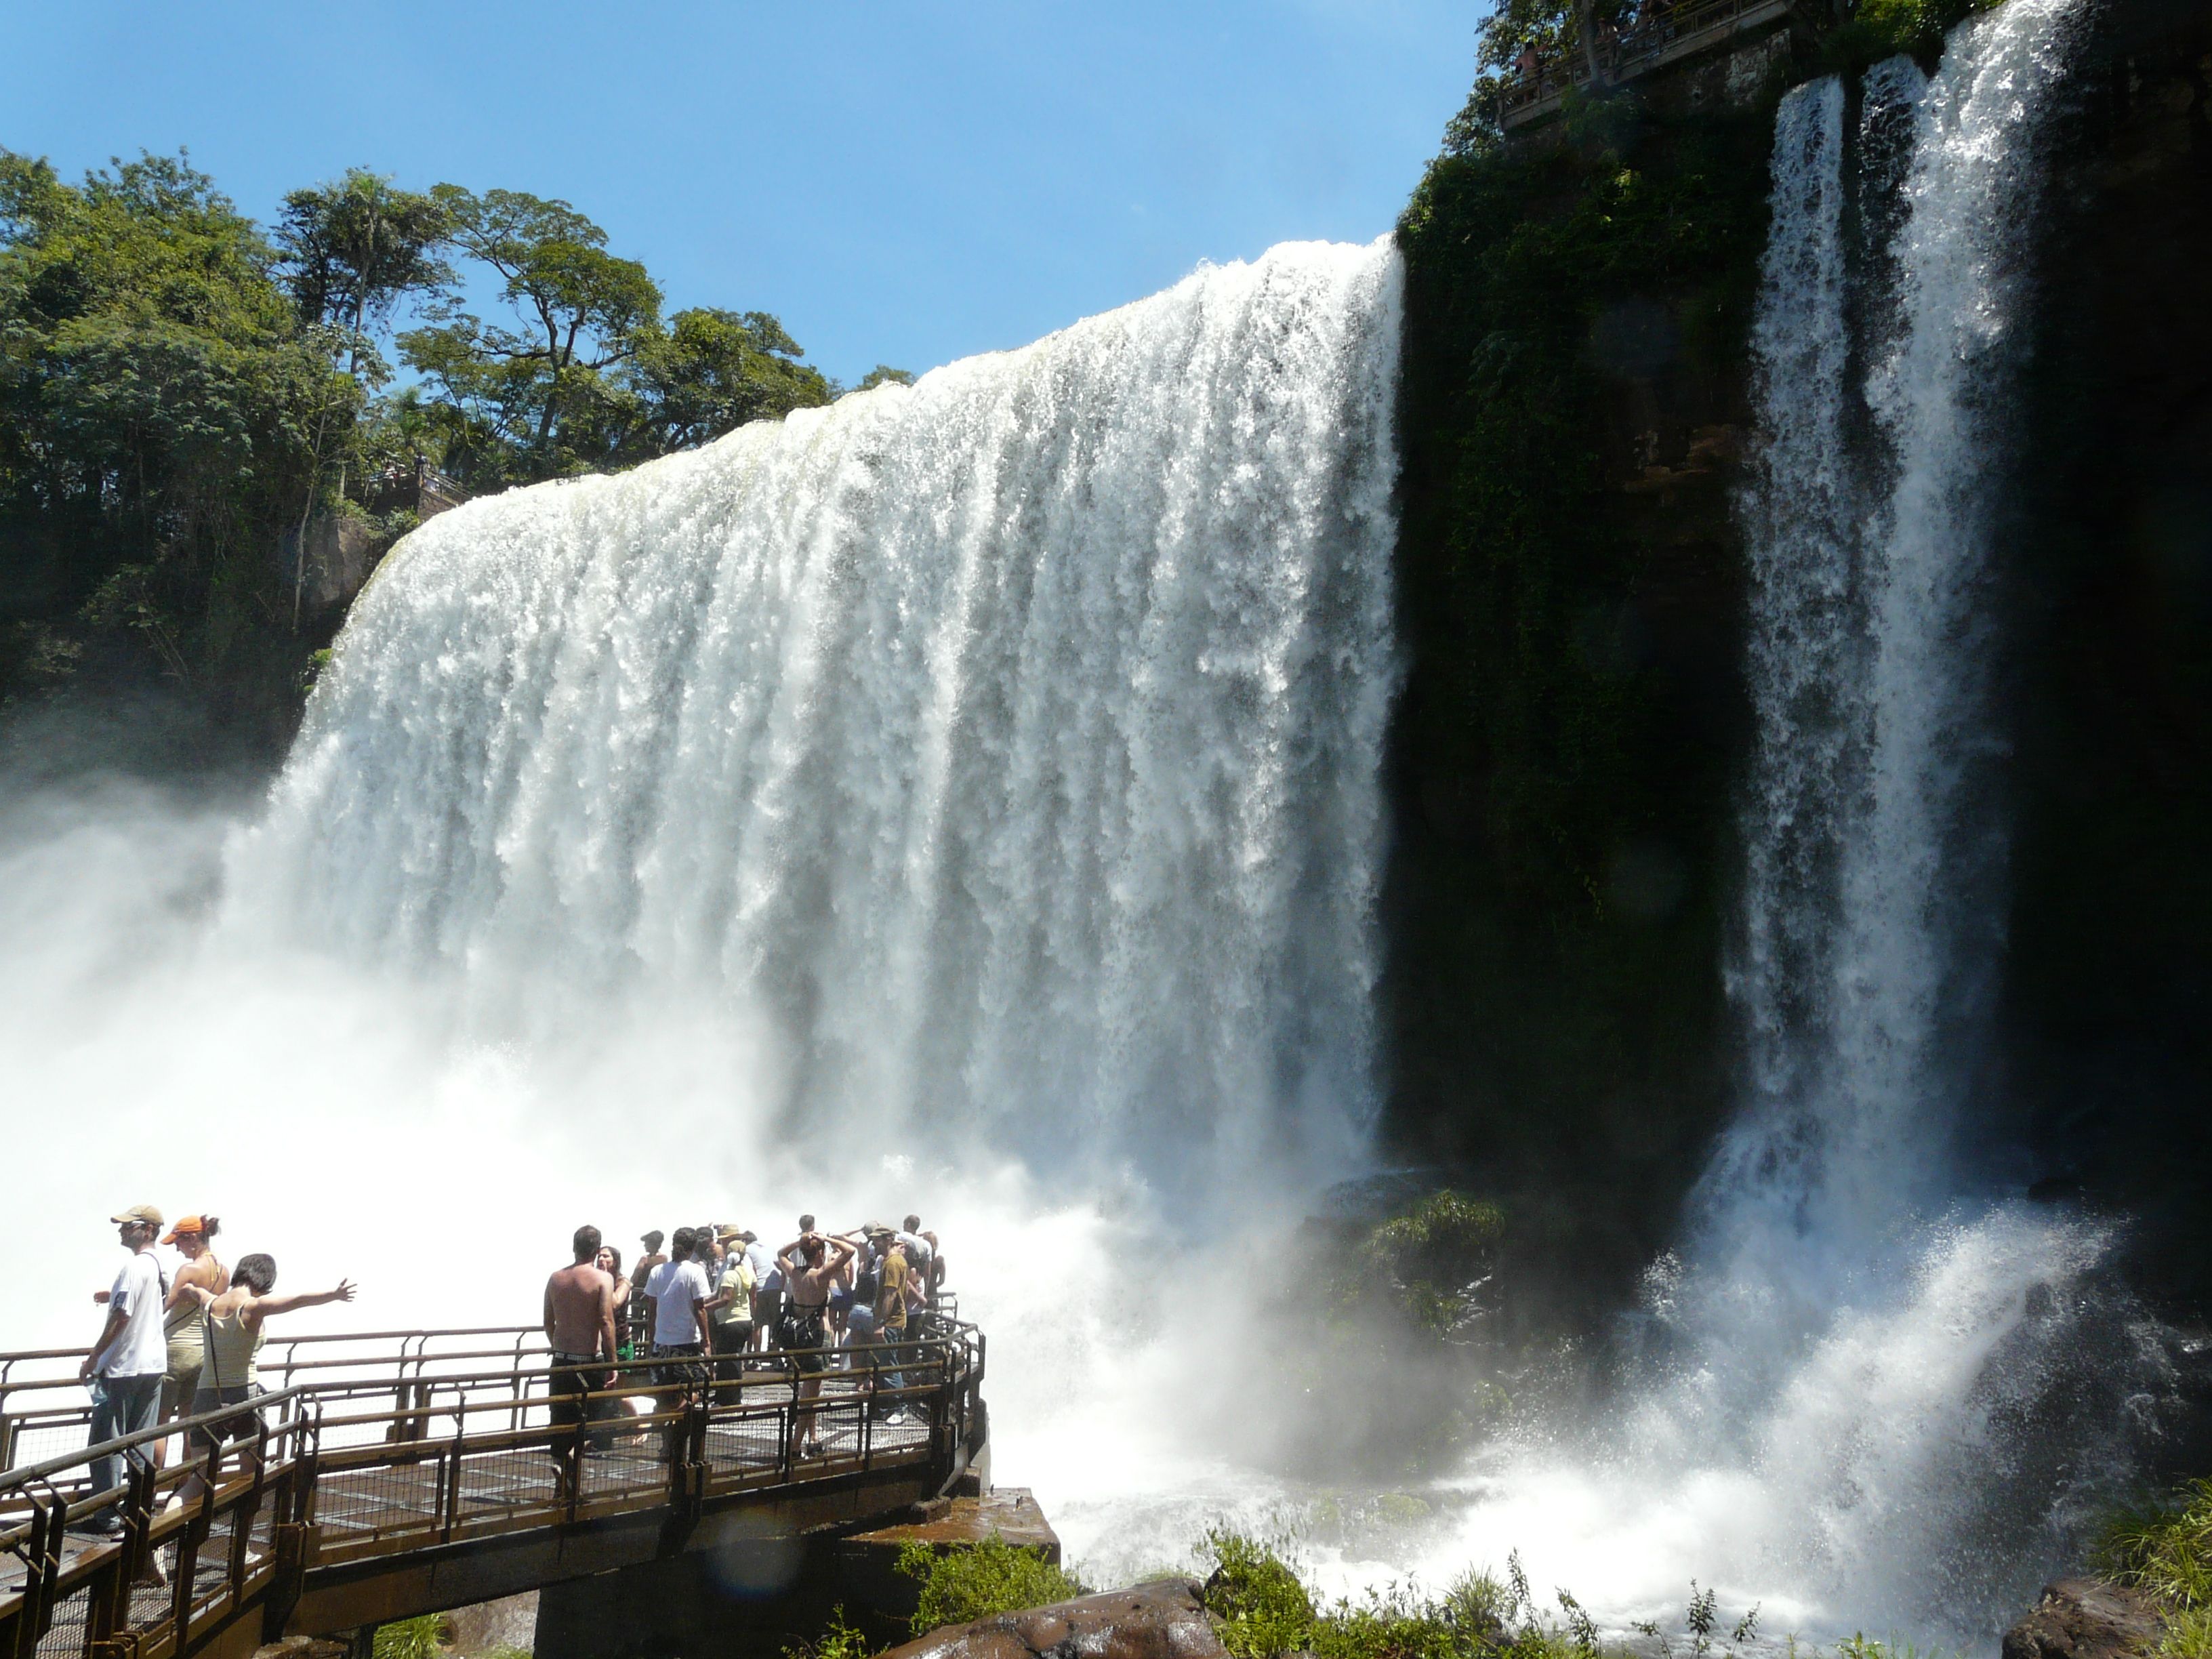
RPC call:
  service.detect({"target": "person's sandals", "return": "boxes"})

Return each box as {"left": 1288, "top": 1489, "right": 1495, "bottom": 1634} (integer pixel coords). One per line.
{"left": 800, "top": 1440, "right": 825, "bottom": 1458}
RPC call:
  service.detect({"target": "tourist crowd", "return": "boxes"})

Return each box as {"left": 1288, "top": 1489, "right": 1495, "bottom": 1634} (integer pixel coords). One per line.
{"left": 74, "top": 1201, "right": 948, "bottom": 1536}
{"left": 544, "top": 1215, "right": 946, "bottom": 1461}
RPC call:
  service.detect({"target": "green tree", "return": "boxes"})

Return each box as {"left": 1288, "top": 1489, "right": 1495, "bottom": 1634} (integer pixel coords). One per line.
{"left": 0, "top": 148, "right": 346, "bottom": 704}
{"left": 399, "top": 186, "right": 661, "bottom": 483}
{"left": 616, "top": 306, "right": 834, "bottom": 457}
{"left": 275, "top": 169, "right": 453, "bottom": 384}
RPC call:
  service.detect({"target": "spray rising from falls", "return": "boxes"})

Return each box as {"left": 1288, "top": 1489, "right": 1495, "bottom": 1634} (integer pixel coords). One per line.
{"left": 231, "top": 239, "right": 1404, "bottom": 1199}
{"left": 1428, "top": 1, "right": 2165, "bottom": 1643}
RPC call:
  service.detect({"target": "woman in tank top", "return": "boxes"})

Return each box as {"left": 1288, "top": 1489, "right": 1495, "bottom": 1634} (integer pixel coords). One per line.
{"left": 175, "top": 1253, "right": 355, "bottom": 1500}
{"left": 156, "top": 1216, "right": 228, "bottom": 1459}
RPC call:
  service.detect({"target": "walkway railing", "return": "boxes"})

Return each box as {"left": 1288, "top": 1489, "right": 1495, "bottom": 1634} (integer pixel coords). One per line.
{"left": 0, "top": 1315, "right": 985, "bottom": 1659}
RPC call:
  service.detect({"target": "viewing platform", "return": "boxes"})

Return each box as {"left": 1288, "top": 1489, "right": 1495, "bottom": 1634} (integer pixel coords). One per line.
{"left": 1498, "top": 0, "right": 1832, "bottom": 133}
{"left": 0, "top": 1315, "right": 996, "bottom": 1659}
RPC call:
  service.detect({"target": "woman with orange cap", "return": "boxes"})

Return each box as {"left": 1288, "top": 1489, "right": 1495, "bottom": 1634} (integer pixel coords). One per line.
{"left": 156, "top": 1216, "right": 228, "bottom": 1462}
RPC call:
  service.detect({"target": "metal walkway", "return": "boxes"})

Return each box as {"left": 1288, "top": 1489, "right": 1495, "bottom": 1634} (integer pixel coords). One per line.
{"left": 0, "top": 1319, "right": 987, "bottom": 1659}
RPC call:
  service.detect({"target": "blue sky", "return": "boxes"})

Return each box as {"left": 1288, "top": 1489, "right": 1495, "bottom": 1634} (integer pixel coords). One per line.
{"left": 2, "top": 1, "right": 1479, "bottom": 387}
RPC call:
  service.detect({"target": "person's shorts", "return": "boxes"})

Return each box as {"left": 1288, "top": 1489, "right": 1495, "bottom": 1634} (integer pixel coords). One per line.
{"left": 188, "top": 1385, "right": 263, "bottom": 1452}
{"left": 161, "top": 1358, "right": 203, "bottom": 1417}
{"left": 777, "top": 1305, "right": 828, "bottom": 1371}
{"left": 829, "top": 1284, "right": 854, "bottom": 1314}
{"left": 651, "top": 1344, "right": 707, "bottom": 1391}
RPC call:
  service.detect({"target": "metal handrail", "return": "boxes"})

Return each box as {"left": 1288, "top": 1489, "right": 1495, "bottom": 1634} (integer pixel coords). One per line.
{"left": 0, "top": 1320, "right": 983, "bottom": 1659}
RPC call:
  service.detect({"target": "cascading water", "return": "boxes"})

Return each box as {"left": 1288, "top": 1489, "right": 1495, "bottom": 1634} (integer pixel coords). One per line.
{"left": 229, "top": 239, "right": 1404, "bottom": 1201}
{"left": 1416, "top": 1, "right": 2167, "bottom": 1643}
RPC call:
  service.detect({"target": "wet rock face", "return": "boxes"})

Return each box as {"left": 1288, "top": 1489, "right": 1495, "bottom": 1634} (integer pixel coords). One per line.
{"left": 2001, "top": 1579, "right": 2164, "bottom": 1659}
{"left": 877, "top": 1578, "right": 1225, "bottom": 1659}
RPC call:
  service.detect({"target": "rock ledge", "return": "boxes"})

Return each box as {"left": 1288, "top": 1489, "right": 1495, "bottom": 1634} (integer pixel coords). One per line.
{"left": 878, "top": 1578, "right": 1225, "bottom": 1659}
{"left": 2002, "top": 1579, "right": 2164, "bottom": 1659}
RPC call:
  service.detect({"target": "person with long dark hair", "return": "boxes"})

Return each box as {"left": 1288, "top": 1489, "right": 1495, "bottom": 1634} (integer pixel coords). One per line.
{"left": 174, "top": 1254, "right": 353, "bottom": 1501}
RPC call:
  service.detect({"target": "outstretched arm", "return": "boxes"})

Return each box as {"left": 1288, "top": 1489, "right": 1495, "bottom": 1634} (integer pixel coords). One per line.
{"left": 254, "top": 1279, "right": 357, "bottom": 1320}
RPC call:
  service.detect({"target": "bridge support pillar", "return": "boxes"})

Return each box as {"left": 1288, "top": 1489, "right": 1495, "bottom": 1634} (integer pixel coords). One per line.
{"left": 531, "top": 1492, "right": 1048, "bottom": 1659}
{"left": 532, "top": 1538, "right": 845, "bottom": 1659}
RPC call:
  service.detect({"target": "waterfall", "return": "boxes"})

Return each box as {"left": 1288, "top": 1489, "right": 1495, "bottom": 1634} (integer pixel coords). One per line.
{"left": 1426, "top": 3, "right": 2162, "bottom": 1642}
{"left": 1713, "top": 0, "right": 2087, "bottom": 1267}
{"left": 230, "top": 239, "right": 1404, "bottom": 1198}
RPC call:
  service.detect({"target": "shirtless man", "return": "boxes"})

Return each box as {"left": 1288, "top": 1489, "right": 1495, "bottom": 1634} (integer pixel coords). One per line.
{"left": 543, "top": 1225, "right": 617, "bottom": 1481}
{"left": 777, "top": 1229, "right": 856, "bottom": 1456}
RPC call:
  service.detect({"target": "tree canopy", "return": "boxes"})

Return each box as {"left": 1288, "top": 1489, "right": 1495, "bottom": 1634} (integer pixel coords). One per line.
{"left": 1, "top": 148, "right": 873, "bottom": 727}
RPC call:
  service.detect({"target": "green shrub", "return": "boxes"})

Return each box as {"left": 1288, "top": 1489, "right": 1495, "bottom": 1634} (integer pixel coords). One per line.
{"left": 2097, "top": 1480, "right": 2212, "bottom": 1610}
{"left": 897, "top": 1535, "right": 1087, "bottom": 1637}
{"left": 2095, "top": 1479, "right": 2212, "bottom": 1656}
{"left": 782, "top": 1605, "right": 874, "bottom": 1659}
{"left": 2156, "top": 1608, "right": 2212, "bottom": 1659}
{"left": 1361, "top": 1193, "right": 1507, "bottom": 1341}
{"left": 1201, "top": 1530, "right": 1318, "bottom": 1658}
{"left": 1833, "top": 1636, "right": 1957, "bottom": 1659}
{"left": 371, "top": 1615, "right": 449, "bottom": 1659}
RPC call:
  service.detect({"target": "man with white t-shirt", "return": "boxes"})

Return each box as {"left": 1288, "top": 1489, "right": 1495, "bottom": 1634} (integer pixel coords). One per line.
{"left": 78, "top": 1204, "right": 169, "bottom": 1534}
{"left": 643, "top": 1227, "right": 714, "bottom": 1393}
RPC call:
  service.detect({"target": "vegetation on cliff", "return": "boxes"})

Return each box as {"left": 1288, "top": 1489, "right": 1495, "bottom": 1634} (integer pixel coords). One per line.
{"left": 897, "top": 1538, "right": 1088, "bottom": 1637}
{"left": 2097, "top": 1481, "right": 2212, "bottom": 1656}
{"left": 0, "top": 152, "right": 893, "bottom": 735}
{"left": 1385, "top": 79, "right": 1776, "bottom": 1312}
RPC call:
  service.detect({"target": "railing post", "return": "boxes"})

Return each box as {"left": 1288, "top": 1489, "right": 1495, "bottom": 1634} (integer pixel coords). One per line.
{"left": 14, "top": 1491, "right": 66, "bottom": 1659}
{"left": 441, "top": 1399, "right": 467, "bottom": 1542}
{"left": 169, "top": 1462, "right": 213, "bottom": 1639}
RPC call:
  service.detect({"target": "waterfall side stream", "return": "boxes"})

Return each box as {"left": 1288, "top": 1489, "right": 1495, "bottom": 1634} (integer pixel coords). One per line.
{"left": 1410, "top": 2, "right": 2169, "bottom": 1645}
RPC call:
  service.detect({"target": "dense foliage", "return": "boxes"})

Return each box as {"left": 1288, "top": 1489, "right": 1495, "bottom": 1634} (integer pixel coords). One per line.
{"left": 2096, "top": 1481, "right": 2212, "bottom": 1656}
{"left": 1197, "top": 1531, "right": 1790, "bottom": 1659}
{"left": 895, "top": 1536, "right": 1088, "bottom": 1636}
{"left": 0, "top": 152, "right": 884, "bottom": 735}
{"left": 0, "top": 152, "right": 350, "bottom": 718}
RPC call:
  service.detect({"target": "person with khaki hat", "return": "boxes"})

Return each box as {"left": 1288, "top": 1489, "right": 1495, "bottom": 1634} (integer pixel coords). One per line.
{"left": 78, "top": 1205, "right": 169, "bottom": 1534}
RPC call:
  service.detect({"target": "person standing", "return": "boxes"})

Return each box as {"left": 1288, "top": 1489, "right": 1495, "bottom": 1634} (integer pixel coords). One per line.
{"left": 776, "top": 1229, "right": 855, "bottom": 1457}
{"left": 155, "top": 1216, "right": 227, "bottom": 1466}
{"left": 897, "top": 1216, "right": 939, "bottom": 1317}
{"left": 173, "top": 1256, "right": 354, "bottom": 1503}
{"left": 643, "top": 1227, "right": 713, "bottom": 1392}
{"left": 632, "top": 1230, "right": 668, "bottom": 1350}
{"left": 78, "top": 1205, "right": 169, "bottom": 1534}
{"left": 594, "top": 1244, "right": 639, "bottom": 1359}
{"left": 708, "top": 1229, "right": 756, "bottom": 1382}
{"left": 872, "top": 1237, "right": 914, "bottom": 1422}
{"left": 752, "top": 1231, "right": 785, "bottom": 1354}
{"left": 544, "top": 1225, "right": 618, "bottom": 1479}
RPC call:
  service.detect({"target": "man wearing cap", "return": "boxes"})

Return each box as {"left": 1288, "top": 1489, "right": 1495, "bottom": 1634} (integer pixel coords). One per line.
{"left": 78, "top": 1206, "right": 169, "bottom": 1534}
